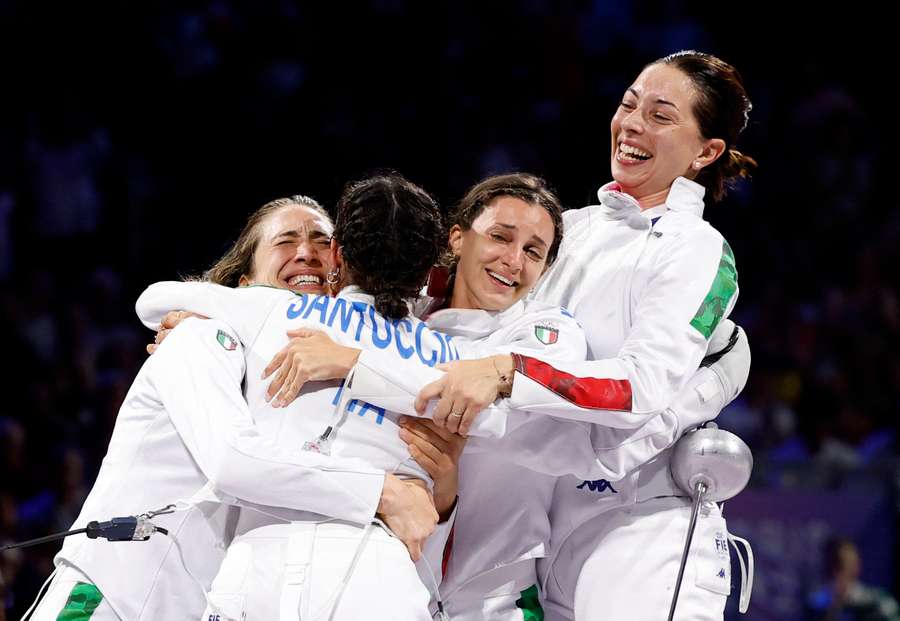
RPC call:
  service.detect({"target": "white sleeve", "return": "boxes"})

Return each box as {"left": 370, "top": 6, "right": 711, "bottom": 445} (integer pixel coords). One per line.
{"left": 349, "top": 350, "right": 509, "bottom": 438}
{"left": 509, "top": 230, "right": 738, "bottom": 428}
{"left": 146, "top": 317, "right": 385, "bottom": 525}
{"left": 472, "top": 361, "right": 731, "bottom": 481}
{"left": 351, "top": 307, "right": 588, "bottom": 438}
{"left": 135, "top": 281, "right": 288, "bottom": 347}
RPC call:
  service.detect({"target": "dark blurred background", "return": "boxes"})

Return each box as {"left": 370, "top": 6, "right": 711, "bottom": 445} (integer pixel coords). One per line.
{"left": 0, "top": 2, "right": 894, "bottom": 619}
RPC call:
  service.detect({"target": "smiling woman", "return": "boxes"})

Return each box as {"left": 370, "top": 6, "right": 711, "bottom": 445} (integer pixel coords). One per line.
{"left": 443, "top": 173, "right": 564, "bottom": 312}
{"left": 406, "top": 50, "right": 757, "bottom": 621}
{"left": 203, "top": 195, "right": 335, "bottom": 295}
{"left": 612, "top": 52, "right": 757, "bottom": 205}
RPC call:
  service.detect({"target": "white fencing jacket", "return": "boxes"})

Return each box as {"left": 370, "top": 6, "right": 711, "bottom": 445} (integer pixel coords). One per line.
{"left": 56, "top": 317, "right": 385, "bottom": 621}
{"left": 526, "top": 177, "right": 739, "bottom": 554}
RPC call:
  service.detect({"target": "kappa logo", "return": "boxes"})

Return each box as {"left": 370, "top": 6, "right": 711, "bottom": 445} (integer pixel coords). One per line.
{"left": 576, "top": 479, "right": 618, "bottom": 493}
{"left": 534, "top": 324, "right": 559, "bottom": 345}
{"left": 216, "top": 329, "right": 238, "bottom": 351}
{"left": 717, "top": 568, "right": 726, "bottom": 579}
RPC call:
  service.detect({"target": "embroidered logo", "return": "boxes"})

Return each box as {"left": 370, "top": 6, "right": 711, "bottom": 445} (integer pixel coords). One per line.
{"left": 576, "top": 479, "right": 618, "bottom": 493}
{"left": 534, "top": 325, "right": 559, "bottom": 345}
{"left": 715, "top": 531, "right": 729, "bottom": 558}
{"left": 717, "top": 568, "right": 726, "bottom": 579}
{"left": 216, "top": 329, "right": 238, "bottom": 351}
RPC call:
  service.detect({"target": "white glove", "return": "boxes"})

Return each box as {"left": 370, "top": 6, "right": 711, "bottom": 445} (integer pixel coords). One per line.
{"left": 702, "top": 319, "right": 750, "bottom": 406}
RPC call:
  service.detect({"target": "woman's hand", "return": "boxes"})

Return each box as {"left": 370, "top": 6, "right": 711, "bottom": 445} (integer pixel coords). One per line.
{"left": 146, "top": 310, "right": 206, "bottom": 354}
{"left": 414, "top": 354, "right": 514, "bottom": 435}
{"left": 398, "top": 417, "right": 467, "bottom": 520}
{"left": 376, "top": 474, "right": 438, "bottom": 561}
{"left": 263, "top": 329, "right": 361, "bottom": 407}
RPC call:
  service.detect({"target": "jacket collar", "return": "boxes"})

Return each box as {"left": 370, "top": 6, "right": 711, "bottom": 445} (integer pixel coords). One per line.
{"left": 595, "top": 176, "right": 706, "bottom": 228}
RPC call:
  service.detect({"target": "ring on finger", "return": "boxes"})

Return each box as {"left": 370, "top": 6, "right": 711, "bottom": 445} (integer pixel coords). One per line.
{"left": 449, "top": 412, "right": 463, "bottom": 418}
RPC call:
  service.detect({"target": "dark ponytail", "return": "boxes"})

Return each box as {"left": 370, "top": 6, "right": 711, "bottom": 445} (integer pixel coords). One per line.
{"left": 334, "top": 174, "right": 444, "bottom": 320}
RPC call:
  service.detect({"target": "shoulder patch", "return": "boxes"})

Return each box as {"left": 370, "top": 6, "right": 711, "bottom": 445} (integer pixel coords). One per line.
{"left": 216, "top": 329, "right": 238, "bottom": 351}
{"left": 534, "top": 324, "right": 559, "bottom": 345}
{"left": 690, "top": 240, "right": 738, "bottom": 338}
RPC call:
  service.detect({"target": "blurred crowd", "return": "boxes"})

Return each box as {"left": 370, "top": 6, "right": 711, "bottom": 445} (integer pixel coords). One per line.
{"left": 0, "top": 2, "right": 893, "bottom": 618}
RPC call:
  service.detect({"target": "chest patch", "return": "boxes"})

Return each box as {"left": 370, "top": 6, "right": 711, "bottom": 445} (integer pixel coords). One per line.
{"left": 534, "top": 325, "right": 559, "bottom": 345}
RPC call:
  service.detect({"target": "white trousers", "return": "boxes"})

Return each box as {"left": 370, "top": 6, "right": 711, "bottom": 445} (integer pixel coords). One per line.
{"left": 202, "top": 521, "right": 432, "bottom": 621}
{"left": 30, "top": 564, "right": 120, "bottom": 621}
{"left": 541, "top": 497, "right": 730, "bottom": 621}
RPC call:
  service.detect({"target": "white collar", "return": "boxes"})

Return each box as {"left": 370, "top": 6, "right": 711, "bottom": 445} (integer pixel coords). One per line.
{"left": 426, "top": 300, "right": 525, "bottom": 338}
{"left": 595, "top": 176, "right": 706, "bottom": 226}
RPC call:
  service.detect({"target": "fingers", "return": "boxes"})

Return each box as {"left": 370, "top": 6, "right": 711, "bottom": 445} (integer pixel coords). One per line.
{"left": 266, "top": 357, "right": 290, "bottom": 401}
{"left": 154, "top": 328, "right": 171, "bottom": 345}
{"left": 404, "top": 418, "right": 457, "bottom": 444}
{"left": 407, "top": 540, "right": 423, "bottom": 562}
{"left": 272, "top": 363, "right": 299, "bottom": 407}
{"left": 160, "top": 311, "right": 181, "bottom": 330}
{"left": 458, "top": 407, "right": 479, "bottom": 437}
{"left": 415, "top": 377, "right": 446, "bottom": 416}
{"left": 432, "top": 393, "right": 460, "bottom": 430}
{"left": 262, "top": 348, "right": 288, "bottom": 380}
{"left": 400, "top": 419, "right": 451, "bottom": 452}
{"left": 274, "top": 364, "right": 308, "bottom": 408}
{"left": 146, "top": 343, "right": 157, "bottom": 355}
{"left": 444, "top": 403, "right": 470, "bottom": 435}
{"left": 405, "top": 443, "right": 441, "bottom": 478}
{"left": 401, "top": 428, "right": 446, "bottom": 467}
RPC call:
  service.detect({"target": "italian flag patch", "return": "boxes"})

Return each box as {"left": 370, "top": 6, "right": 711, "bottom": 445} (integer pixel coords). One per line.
{"left": 690, "top": 240, "right": 738, "bottom": 338}
{"left": 534, "top": 325, "right": 559, "bottom": 345}
{"left": 216, "top": 329, "right": 238, "bottom": 351}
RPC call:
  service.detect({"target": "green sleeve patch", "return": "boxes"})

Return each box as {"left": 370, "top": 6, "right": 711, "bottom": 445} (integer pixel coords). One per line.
{"left": 690, "top": 240, "right": 737, "bottom": 339}
{"left": 57, "top": 582, "right": 104, "bottom": 620}
{"left": 516, "top": 584, "right": 544, "bottom": 621}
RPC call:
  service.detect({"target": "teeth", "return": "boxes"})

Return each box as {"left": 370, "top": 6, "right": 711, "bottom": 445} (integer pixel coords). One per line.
{"left": 488, "top": 270, "right": 514, "bottom": 286}
{"left": 288, "top": 275, "right": 322, "bottom": 286}
{"left": 619, "top": 144, "right": 652, "bottom": 159}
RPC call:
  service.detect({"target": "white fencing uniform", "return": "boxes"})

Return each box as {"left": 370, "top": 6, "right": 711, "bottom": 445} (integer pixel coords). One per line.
{"left": 522, "top": 177, "right": 740, "bottom": 620}
{"left": 350, "top": 294, "right": 738, "bottom": 621}
{"left": 135, "top": 282, "right": 482, "bottom": 621}
{"left": 32, "top": 317, "right": 386, "bottom": 621}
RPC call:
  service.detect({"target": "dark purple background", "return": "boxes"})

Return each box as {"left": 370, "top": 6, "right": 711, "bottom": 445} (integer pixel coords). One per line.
{"left": 0, "top": 3, "right": 894, "bottom": 619}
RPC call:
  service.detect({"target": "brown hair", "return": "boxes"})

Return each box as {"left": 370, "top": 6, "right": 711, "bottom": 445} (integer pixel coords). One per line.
{"left": 654, "top": 50, "right": 757, "bottom": 201}
{"left": 203, "top": 195, "right": 329, "bottom": 286}
{"left": 450, "top": 172, "right": 564, "bottom": 266}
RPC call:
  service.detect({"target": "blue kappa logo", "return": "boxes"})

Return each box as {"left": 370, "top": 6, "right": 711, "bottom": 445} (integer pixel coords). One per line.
{"left": 576, "top": 479, "right": 618, "bottom": 493}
